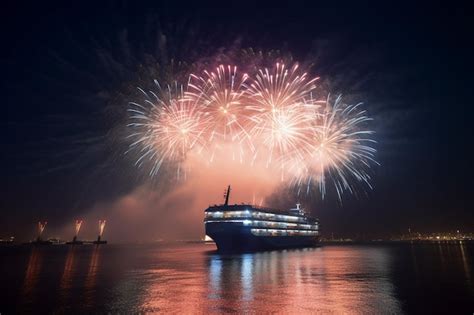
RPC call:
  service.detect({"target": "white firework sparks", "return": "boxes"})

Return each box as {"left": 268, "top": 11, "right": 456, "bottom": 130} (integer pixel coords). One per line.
{"left": 126, "top": 62, "right": 378, "bottom": 200}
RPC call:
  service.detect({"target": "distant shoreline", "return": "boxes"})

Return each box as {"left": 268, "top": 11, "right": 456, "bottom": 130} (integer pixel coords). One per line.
{"left": 321, "top": 239, "right": 474, "bottom": 245}
{"left": 1, "top": 239, "right": 473, "bottom": 247}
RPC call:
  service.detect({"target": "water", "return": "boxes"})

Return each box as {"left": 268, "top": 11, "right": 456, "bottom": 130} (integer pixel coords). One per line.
{"left": 0, "top": 242, "right": 472, "bottom": 314}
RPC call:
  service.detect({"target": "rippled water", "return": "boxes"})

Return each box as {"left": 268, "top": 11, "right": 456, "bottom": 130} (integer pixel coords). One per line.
{"left": 0, "top": 242, "right": 472, "bottom": 313}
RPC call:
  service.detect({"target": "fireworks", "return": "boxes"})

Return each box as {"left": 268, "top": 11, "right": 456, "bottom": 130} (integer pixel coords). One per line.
{"left": 244, "top": 63, "right": 319, "bottom": 169}
{"left": 127, "top": 62, "right": 377, "bottom": 199}
{"left": 127, "top": 82, "right": 208, "bottom": 178}
{"left": 295, "top": 95, "right": 378, "bottom": 200}
{"left": 99, "top": 220, "right": 106, "bottom": 237}
{"left": 187, "top": 65, "right": 250, "bottom": 162}
{"left": 37, "top": 221, "right": 47, "bottom": 238}
{"left": 75, "top": 220, "right": 83, "bottom": 236}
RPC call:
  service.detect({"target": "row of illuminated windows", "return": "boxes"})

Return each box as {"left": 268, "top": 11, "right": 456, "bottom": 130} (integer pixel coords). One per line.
{"left": 205, "top": 210, "right": 307, "bottom": 223}
{"left": 204, "top": 219, "right": 318, "bottom": 231}
{"left": 251, "top": 228, "right": 319, "bottom": 237}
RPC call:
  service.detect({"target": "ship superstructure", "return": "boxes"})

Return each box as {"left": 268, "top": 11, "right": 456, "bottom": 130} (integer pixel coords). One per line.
{"left": 204, "top": 186, "right": 320, "bottom": 252}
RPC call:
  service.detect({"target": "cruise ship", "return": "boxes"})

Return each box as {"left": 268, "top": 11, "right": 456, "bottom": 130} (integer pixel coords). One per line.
{"left": 204, "top": 186, "right": 320, "bottom": 252}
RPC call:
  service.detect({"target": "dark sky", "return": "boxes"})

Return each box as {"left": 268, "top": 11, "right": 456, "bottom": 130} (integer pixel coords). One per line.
{"left": 2, "top": 1, "right": 472, "bottom": 241}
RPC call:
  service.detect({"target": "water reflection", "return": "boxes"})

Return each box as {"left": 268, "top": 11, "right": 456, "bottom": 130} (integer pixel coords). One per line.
{"left": 208, "top": 254, "right": 221, "bottom": 297}
{"left": 2, "top": 243, "right": 472, "bottom": 313}
{"left": 240, "top": 254, "right": 253, "bottom": 301}
{"left": 136, "top": 246, "right": 210, "bottom": 313}
{"left": 22, "top": 248, "right": 43, "bottom": 298}
{"left": 83, "top": 245, "right": 102, "bottom": 308}
{"left": 60, "top": 247, "right": 77, "bottom": 292}
{"left": 459, "top": 242, "right": 471, "bottom": 285}
{"left": 206, "top": 246, "right": 402, "bottom": 313}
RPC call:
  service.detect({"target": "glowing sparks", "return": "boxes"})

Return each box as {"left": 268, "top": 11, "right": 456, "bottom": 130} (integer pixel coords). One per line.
{"left": 295, "top": 95, "right": 378, "bottom": 200}
{"left": 188, "top": 65, "right": 249, "bottom": 141}
{"left": 37, "top": 221, "right": 47, "bottom": 237}
{"left": 75, "top": 220, "right": 83, "bottom": 236}
{"left": 127, "top": 82, "right": 208, "bottom": 178}
{"left": 244, "top": 63, "right": 320, "bottom": 169}
{"left": 245, "top": 63, "right": 318, "bottom": 113}
{"left": 187, "top": 65, "right": 251, "bottom": 162}
{"left": 99, "top": 220, "right": 106, "bottom": 237}
{"left": 127, "top": 62, "right": 378, "bottom": 199}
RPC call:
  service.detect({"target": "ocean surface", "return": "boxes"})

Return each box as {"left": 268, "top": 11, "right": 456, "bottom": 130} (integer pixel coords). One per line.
{"left": 0, "top": 242, "right": 473, "bottom": 314}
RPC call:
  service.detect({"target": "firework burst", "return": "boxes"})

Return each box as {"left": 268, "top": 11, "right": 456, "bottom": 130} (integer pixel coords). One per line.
{"left": 244, "top": 63, "right": 318, "bottom": 112}
{"left": 298, "top": 95, "right": 378, "bottom": 200}
{"left": 187, "top": 65, "right": 251, "bottom": 162}
{"left": 244, "top": 63, "right": 320, "bottom": 169}
{"left": 127, "top": 62, "right": 378, "bottom": 200}
{"left": 127, "top": 81, "right": 208, "bottom": 178}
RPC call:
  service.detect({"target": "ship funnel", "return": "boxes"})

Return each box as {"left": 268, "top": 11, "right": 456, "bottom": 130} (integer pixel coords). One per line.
{"left": 224, "top": 185, "right": 231, "bottom": 205}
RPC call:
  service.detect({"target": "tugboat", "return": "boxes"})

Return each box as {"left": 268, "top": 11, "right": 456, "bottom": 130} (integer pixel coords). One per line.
{"left": 204, "top": 186, "right": 320, "bottom": 252}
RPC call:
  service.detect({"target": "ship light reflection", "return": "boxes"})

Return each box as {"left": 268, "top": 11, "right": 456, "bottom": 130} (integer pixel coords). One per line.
{"left": 22, "top": 248, "right": 43, "bottom": 299}
{"left": 209, "top": 257, "right": 222, "bottom": 299}
{"left": 241, "top": 254, "right": 254, "bottom": 301}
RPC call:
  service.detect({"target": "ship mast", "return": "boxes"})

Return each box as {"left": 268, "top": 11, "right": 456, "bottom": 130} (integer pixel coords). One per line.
{"left": 224, "top": 185, "right": 231, "bottom": 205}
{"left": 290, "top": 203, "right": 305, "bottom": 215}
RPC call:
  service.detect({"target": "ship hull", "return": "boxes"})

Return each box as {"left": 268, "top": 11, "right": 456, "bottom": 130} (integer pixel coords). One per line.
{"left": 206, "top": 222, "right": 320, "bottom": 252}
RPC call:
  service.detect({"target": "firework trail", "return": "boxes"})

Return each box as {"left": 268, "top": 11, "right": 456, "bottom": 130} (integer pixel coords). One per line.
{"left": 37, "top": 221, "right": 47, "bottom": 239}
{"left": 127, "top": 62, "right": 377, "bottom": 200}
{"left": 75, "top": 220, "right": 83, "bottom": 236}
{"left": 99, "top": 220, "right": 106, "bottom": 237}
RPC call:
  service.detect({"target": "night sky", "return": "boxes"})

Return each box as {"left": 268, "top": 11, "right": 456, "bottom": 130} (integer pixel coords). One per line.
{"left": 2, "top": 1, "right": 472, "bottom": 241}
